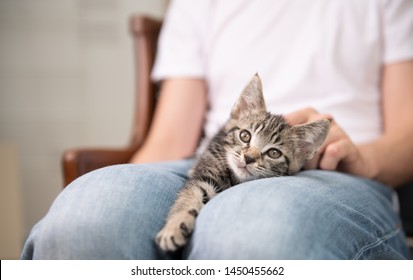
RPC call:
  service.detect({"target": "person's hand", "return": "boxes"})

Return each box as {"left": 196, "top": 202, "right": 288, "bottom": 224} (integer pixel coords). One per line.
{"left": 284, "top": 107, "right": 373, "bottom": 178}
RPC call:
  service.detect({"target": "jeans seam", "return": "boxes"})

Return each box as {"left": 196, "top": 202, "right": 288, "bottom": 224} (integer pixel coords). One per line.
{"left": 353, "top": 228, "right": 401, "bottom": 260}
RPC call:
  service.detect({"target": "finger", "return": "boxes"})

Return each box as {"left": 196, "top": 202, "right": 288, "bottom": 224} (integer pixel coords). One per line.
{"left": 319, "top": 139, "right": 351, "bottom": 171}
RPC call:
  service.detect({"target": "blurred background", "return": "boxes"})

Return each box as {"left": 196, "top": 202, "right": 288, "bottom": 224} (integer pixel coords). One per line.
{"left": 0, "top": 0, "right": 168, "bottom": 259}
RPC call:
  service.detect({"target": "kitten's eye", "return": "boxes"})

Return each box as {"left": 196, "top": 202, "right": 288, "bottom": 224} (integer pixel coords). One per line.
{"left": 267, "top": 148, "right": 282, "bottom": 159}
{"left": 239, "top": 130, "right": 251, "bottom": 143}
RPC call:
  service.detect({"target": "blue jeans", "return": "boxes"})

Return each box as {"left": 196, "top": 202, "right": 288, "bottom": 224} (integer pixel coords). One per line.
{"left": 21, "top": 160, "right": 409, "bottom": 259}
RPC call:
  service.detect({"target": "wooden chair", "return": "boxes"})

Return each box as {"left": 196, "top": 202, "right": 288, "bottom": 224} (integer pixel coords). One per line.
{"left": 62, "top": 14, "right": 413, "bottom": 253}
{"left": 62, "top": 15, "right": 162, "bottom": 186}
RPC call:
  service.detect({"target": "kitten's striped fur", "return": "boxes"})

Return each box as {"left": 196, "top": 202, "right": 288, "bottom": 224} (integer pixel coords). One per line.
{"left": 156, "top": 75, "right": 330, "bottom": 252}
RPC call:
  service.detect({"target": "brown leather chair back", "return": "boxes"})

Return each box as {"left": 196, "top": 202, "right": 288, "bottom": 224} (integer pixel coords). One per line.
{"left": 62, "top": 15, "right": 162, "bottom": 186}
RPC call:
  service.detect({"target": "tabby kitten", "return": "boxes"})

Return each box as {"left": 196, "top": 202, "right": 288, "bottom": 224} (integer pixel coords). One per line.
{"left": 156, "top": 74, "right": 330, "bottom": 252}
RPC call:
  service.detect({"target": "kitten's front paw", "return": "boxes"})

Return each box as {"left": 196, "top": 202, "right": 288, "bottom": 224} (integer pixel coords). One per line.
{"left": 155, "top": 210, "right": 197, "bottom": 252}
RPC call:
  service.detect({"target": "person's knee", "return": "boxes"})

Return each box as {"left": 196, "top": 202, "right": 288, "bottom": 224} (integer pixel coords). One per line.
{"left": 28, "top": 164, "right": 187, "bottom": 259}
{"left": 187, "top": 171, "right": 366, "bottom": 259}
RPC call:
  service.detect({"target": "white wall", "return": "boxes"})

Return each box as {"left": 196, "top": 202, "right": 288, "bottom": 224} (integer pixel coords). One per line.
{"left": 0, "top": 0, "right": 168, "bottom": 256}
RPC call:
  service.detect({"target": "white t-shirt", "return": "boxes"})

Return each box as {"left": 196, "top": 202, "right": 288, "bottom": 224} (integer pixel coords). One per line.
{"left": 152, "top": 0, "right": 413, "bottom": 144}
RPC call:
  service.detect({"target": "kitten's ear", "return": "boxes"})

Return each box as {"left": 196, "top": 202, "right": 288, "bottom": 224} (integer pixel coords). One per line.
{"left": 289, "top": 119, "right": 330, "bottom": 164}
{"left": 231, "top": 74, "right": 266, "bottom": 119}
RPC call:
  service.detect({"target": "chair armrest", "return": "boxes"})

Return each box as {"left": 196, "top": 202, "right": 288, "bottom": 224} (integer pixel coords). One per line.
{"left": 62, "top": 147, "right": 136, "bottom": 187}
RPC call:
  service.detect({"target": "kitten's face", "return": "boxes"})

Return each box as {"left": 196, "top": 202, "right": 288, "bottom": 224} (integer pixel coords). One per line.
{"left": 223, "top": 75, "right": 330, "bottom": 182}
{"left": 224, "top": 113, "right": 293, "bottom": 182}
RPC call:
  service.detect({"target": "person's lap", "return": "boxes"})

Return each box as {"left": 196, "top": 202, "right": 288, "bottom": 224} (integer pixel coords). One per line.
{"left": 21, "top": 161, "right": 191, "bottom": 259}
{"left": 188, "top": 170, "right": 408, "bottom": 259}
{"left": 21, "top": 160, "right": 409, "bottom": 259}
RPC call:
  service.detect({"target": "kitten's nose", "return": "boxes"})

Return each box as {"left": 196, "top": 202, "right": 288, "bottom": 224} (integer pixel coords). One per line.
{"left": 244, "top": 154, "right": 256, "bottom": 164}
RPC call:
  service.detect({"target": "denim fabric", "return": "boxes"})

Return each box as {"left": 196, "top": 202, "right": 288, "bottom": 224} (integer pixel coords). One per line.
{"left": 21, "top": 160, "right": 409, "bottom": 259}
